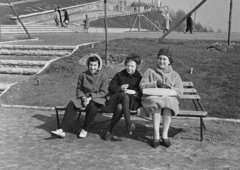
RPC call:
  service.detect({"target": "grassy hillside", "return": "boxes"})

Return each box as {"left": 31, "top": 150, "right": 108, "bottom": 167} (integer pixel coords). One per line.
{"left": 1, "top": 38, "right": 240, "bottom": 119}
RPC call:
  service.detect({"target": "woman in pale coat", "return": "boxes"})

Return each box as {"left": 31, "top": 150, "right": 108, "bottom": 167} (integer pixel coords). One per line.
{"left": 139, "top": 47, "right": 183, "bottom": 148}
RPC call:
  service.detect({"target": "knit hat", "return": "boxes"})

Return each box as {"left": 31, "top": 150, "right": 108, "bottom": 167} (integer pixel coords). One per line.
{"left": 124, "top": 53, "right": 141, "bottom": 65}
{"left": 157, "top": 47, "right": 173, "bottom": 64}
{"left": 85, "top": 53, "right": 103, "bottom": 70}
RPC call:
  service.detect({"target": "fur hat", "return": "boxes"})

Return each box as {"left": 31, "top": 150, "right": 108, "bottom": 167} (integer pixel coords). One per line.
{"left": 124, "top": 53, "right": 141, "bottom": 65}
{"left": 85, "top": 53, "right": 103, "bottom": 70}
{"left": 157, "top": 47, "right": 173, "bottom": 64}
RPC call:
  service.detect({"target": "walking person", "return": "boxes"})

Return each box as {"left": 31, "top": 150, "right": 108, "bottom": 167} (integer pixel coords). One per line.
{"left": 139, "top": 47, "right": 183, "bottom": 148}
{"left": 83, "top": 14, "right": 89, "bottom": 33}
{"left": 51, "top": 54, "right": 109, "bottom": 138}
{"left": 63, "top": 9, "right": 70, "bottom": 27}
{"left": 161, "top": 12, "right": 172, "bottom": 33}
{"left": 101, "top": 54, "right": 142, "bottom": 141}
{"left": 184, "top": 15, "right": 193, "bottom": 34}
{"left": 53, "top": 8, "right": 60, "bottom": 26}
{"left": 57, "top": 6, "right": 63, "bottom": 27}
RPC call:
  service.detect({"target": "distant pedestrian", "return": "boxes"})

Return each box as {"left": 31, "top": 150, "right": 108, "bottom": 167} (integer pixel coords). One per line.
{"left": 63, "top": 9, "right": 70, "bottom": 27}
{"left": 162, "top": 12, "right": 172, "bottom": 33}
{"left": 53, "top": 8, "right": 60, "bottom": 26}
{"left": 83, "top": 14, "right": 89, "bottom": 33}
{"left": 57, "top": 6, "right": 63, "bottom": 27}
{"left": 184, "top": 15, "right": 193, "bottom": 34}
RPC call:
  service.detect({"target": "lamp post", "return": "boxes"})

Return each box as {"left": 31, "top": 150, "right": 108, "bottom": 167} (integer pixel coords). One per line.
{"left": 228, "top": 0, "right": 233, "bottom": 45}
{"left": 104, "top": 0, "right": 108, "bottom": 65}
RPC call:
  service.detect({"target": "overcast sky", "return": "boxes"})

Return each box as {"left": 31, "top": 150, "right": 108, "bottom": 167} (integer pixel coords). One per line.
{"left": 122, "top": 0, "right": 239, "bottom": 33}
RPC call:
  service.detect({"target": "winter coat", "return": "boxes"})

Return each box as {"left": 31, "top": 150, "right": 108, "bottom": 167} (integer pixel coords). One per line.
{"left": 108, "top": 69, "right": 142, "bottom": 110}
{"left": 54, "top": 11, "right": 60, "bottom": 22}
{"left": 64, "top": 10, "right": 69, "bottom": 21}
{"left": 139, "top": 66, "right": 183, "bottom": 117}
{"left": 83, "top": 17, "right": 89, "bottom": 29}
{"left": 71, "top": 54, "right": 109, "bottom": 108}
{"left": 164, "top": 14, "right": 172, "bottom": 30}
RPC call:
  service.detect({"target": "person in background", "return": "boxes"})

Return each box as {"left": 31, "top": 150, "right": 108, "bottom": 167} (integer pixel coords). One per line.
{"left": 53, "top": 8, "right": 60, "bottom": 26}
{"left": 83, "top": 14, "right": 89, "bottom": 33}
{"left": 184, "top": 15, "right": 193, "bottom": 34}
{"left": 139, "top": 47, "right": 183, "bottom": 148}
{"left": 57, "top": 6, "right": 63, "bottom": 27}
{"left": 161, "top": 11, "right": 172, "bottom": 33}
{"left": 63, "top": 9, "right": 70, "bottom": 27}
{"left": 51, "top": 54, "right": 109, "bottom": 138}
{"left": 101, "top": 54, "right": 142, "bottom": 141}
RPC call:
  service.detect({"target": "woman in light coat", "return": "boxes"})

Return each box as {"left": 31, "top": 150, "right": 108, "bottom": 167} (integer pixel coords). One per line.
{"left": 139, "top": 47, "right": 183, "bottom": 148}
{"left": 51, "top": 54, "right": 109, "bottom": 138}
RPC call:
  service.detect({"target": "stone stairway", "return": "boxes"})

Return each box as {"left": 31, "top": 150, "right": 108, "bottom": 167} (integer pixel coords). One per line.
{"left": 0, "top": 24, "right": 82, "bottom": 34}
{"left": 0, "top": 45, "right": 76, "bottom": 94}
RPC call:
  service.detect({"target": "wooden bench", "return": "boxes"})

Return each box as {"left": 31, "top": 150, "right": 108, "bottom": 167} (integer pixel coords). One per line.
{"left": 55, "top": 81, "right": 208, "bottom": 141}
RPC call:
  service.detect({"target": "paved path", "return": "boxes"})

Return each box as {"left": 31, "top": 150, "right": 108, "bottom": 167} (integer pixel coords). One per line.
{"left": 5, "top": 31, "right": 240, "bottom": 46}
{"left": 0, "top": 107, "right": 240, "bottom": 169}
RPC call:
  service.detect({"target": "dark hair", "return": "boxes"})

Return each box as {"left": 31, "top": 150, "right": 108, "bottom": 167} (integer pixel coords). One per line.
{"left": 157, "top": 47, "right": 173, "bottom": 64}
{"left": 124, "top": 53, "right": 141, "bottom": 66}
{"left": 87, "top": 56, "right": 100, "bottom": 67}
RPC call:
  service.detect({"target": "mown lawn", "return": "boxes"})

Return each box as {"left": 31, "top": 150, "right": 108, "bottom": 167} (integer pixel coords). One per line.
{"left": 1, "top": 38, "right": 240, "bottom": 119}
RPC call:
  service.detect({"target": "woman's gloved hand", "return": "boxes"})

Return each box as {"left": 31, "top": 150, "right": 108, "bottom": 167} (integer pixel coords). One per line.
{"left": 157, "top": 80, "right": 171, "bottom": 89}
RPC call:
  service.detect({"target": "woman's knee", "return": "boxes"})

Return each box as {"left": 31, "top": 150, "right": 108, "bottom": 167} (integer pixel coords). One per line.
{"left": 122, "top": 94, "right": 130, "bottom": 102}
{"left": 115, "top": 103, "right": 122, "bottom": 111}
{"left": 162, "top": 108, "right": 173, "bottom": 117}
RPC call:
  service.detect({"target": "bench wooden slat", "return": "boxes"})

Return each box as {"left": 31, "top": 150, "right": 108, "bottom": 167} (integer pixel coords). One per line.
{"left": 183, "top": 88, "right": 197, "bottom": 93}
{"left": 183, "top": 82, "right": 194, "bottom": 87}
{"left": 178, "top": 110, "right": 208, "bottom": 117}
{"left": 180, "top": 95, "right": 201, "bottom": 100}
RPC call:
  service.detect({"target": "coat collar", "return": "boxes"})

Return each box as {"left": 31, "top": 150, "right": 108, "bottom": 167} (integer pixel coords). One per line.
{"left": 154, "top": 65, "right": 173, "bottom": 74}
{"left": 120, "top": 69, "right": 141, "bottom": 78}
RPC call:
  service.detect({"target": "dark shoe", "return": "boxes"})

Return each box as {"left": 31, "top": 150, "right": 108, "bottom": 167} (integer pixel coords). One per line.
{"left": 127, "top": 123, "right": 135, "bottom": 135}
{"left": 161, "top": 138, "right": 171, "bottom": 148}
{"left": 102, "top": 131, "right": 112, "bottom": 141}
{"left": 152, "top": 138, "right": 160, "bottom": 148}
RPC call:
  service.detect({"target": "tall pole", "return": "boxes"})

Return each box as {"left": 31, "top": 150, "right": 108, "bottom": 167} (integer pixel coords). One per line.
{"left": 228, "top": 0, "right": 233, "bottom": 45}
{"left": 104, "top": 0, "right": 108, "bottom": 65}
{"left": 159, "top": 0, "right": 207, "bottom": 41}
{"left": 6, "top": 0, "right": 31, "bottom": 39}
{"left": 138, "top": 0, "right": 140, "bottom": 31}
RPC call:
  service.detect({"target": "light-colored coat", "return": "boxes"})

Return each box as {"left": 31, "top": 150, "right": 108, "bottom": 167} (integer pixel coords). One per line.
{"left": 71, "top": 55, "right": 109, "bottom": 108}
{"left": 139, "top": 66, "right": 183, "bottom": 117}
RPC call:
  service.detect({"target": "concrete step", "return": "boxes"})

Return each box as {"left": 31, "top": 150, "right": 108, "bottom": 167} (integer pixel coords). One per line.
{"left": 0, "top": 50, "right": 70, "bottom": 56}
{"left": 0, "top": 55, "right": 57, "bottom": 61}
{"left": 0, "top": 83, "right": 14, "bottom": 90}
{"left": 0, "top": 60, "right": 48, "bottom": 66}
{"left": 0, "top": 67, "right": 41, "bottom": 75}
{"left": 0, "top": 45, "right": 76, "bottom": 51}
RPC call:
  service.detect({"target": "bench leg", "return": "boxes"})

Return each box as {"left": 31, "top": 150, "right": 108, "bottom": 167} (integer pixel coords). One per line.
{"left": 200, "top": 117, "right": 203, "bottom": 141}
{"left": 56, "top": 109, "right": 60, "bottom": 129}
{"left": 77, "top": 111, "right": 81, "bottom": 122}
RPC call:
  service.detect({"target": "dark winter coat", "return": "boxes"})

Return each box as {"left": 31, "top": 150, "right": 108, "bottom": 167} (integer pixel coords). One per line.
{"left": 108, "top": 69, "right": 142, "bottom": 110}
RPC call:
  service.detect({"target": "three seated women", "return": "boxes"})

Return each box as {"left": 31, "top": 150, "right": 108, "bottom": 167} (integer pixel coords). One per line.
{"left": 51, "top": 47, "right": 183, "bottom": 148}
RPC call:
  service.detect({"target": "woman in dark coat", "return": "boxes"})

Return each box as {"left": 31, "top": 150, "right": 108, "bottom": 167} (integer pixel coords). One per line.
{"left": 51, "top": 54, "right": 109, "bottom": 138}
{"left": 101, "top": 53, "right": 142, "bottom": 140}
{"left": 83, "top": 14, "right": 89, "bottom": 33}
{"left": 63, "top": 9, "right": 70, "bottom": 27}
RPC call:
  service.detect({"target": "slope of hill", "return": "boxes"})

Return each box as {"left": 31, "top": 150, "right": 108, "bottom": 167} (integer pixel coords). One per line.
{"left": 0, "top": 0, "right": 98, "bottom": 24}
{"left": 90, "top": 11, "right": 165, "bottom": 31}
